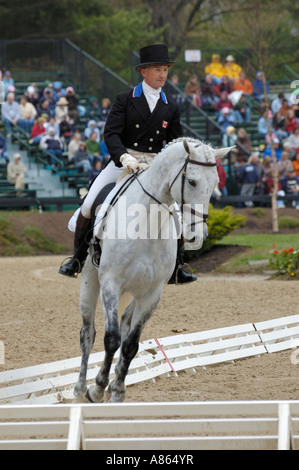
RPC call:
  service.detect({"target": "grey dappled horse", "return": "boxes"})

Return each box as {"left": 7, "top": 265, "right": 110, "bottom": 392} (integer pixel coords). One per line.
{"left": 74, "top": 138, "right": 233, "bottom": 403}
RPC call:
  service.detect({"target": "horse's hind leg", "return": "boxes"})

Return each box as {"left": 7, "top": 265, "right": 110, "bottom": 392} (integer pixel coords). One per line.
{"left": 110, "top": 288, "right": 162, "bottom": 403}
{"left": 87, "top": 279, "right": 121, "bottom": 403}
{"left": 74, "top": 257, "right": 100, "bottom": 400}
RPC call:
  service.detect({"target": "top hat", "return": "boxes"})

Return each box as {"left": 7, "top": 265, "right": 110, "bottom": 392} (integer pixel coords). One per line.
{"left": 135, "top": 44, "right": 175, "bottom": 72}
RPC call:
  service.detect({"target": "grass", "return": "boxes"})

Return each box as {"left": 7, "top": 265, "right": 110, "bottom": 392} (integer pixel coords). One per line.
{"left": 215, "top": 233, "right": 299, "bottom": 273}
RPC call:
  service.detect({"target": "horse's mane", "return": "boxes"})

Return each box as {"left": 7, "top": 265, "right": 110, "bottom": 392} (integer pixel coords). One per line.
{"left": 163, "top": 137, "right": 216, "bottom": 164}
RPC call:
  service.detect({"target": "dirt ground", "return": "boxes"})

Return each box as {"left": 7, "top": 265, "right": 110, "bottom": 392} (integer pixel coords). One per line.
{"left": 1, "top": 207, "right": 299, "bottom": 402}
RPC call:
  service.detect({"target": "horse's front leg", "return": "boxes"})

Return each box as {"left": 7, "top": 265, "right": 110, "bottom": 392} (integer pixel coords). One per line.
{"left": 74, "top": 256, "right": 100, "bottom": 401}
{"left": 110, "top": 288, "right": 162, "bottom": 403}
{"left": 86, "top": 280, "right": 121, "bottom": 403}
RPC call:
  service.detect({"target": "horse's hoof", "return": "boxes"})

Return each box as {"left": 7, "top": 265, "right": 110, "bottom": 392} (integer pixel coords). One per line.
{"left": 86, "top": 385, "right": 105, "bottom": 403}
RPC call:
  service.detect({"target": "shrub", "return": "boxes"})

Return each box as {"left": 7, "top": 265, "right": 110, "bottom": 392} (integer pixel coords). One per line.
{"left": 24, "top": 226, "right": 65, "bottom": 253}
{"left": 278, "top": 216, "right": 299, "bottom": 229}
{"left": 269, "top": 246, "right": 299, "bottom": 279}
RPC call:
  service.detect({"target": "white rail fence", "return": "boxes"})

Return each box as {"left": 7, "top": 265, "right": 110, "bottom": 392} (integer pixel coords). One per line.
{"left": 1, "top": 314, "right": 299, "bottom": 405}
{"left": 0, "top": 401, "right": 299, "bottom": 450}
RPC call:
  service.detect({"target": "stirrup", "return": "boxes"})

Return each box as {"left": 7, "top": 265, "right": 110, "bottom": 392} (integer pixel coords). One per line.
{"left": 58, "top": 257, "right": 82, "bottom": 278}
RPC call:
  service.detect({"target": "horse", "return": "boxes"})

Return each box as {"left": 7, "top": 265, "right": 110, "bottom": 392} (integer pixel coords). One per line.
{"left": 74, "top": 137, "right": 233, "bottom": 403}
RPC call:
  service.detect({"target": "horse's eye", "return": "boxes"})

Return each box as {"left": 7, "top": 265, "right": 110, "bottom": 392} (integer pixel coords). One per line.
{"left": 188, "top": 179, "right": 197, "bottom": 187}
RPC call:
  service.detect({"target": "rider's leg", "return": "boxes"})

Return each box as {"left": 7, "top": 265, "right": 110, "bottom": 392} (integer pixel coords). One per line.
{"left": 58, "top": 161, "right": 123, "bottom": 277}
{"left": 168, "top": 239, "right": 197, "bottom": 284}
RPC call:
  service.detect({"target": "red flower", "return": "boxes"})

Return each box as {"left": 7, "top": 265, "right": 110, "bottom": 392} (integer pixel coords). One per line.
{"left": 273, "top": 250, "right": 279, "bottom": 254}
{"left": 288, "top": 248, "right": 294, "bottom": 253}
{"left": 272, "top": 243, "right": 276, "bottom": 247}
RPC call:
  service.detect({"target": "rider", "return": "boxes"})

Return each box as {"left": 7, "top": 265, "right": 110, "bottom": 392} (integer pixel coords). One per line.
{"left": 58, "top": 44, "right": 197, "bottom": 284}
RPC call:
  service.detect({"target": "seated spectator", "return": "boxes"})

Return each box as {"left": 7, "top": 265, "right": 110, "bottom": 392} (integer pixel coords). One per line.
{"left": 253, "top": 71, "right": 269, "bottom": 101}
{"left": 86, "top": 131, "right": 100, "bottom": 163}
{"left": 7, "top": 152, "right": 27, "bottom": 196}
{"left": 280, "top": 99, "right": 292, "bottom": 118}
{"left": 251, "top": 153, "right": 266, "bottom": 195}
{"left": 36, "top": 98, "right": 51, "bottom": 121}
{"left": 44, "top": 116, "right": 59, "bottom": 136}
{"left": 0, "top": 131, "right": 9, "bottom": 165}
{"left": 65, "top": 86, "right": 79, "bottom": 123}
{"left": 261, "top": 155, "right": 273, "bottom": 179}
{"left": 3, "top": 70, "right": 15, "bottom": 96}
{"left": 52, "top": 81, "right": 66, "bottom": 104}
{"left": 234, "top": 71, "right": 253, "bottom": 95}
{"left": 222, "top": 125, "right": 237, "bottom": 147}
{"left": 216, "top": 158, "right": 227, "bottom": 197}
{"left": 25, "top": 85, "right": 39, "bottom": 109}
{"left": 293, "top": 152, "right": 299, "bottom": 177}
{"left": 67, "top": 130, "right": 82, "bottom": 162}
{"left": 236, "top": 128, "right": 252, "bottom": 160}
{"left": 55, "top": 97, "right": 69, "bottom": 124}
{"left": 89, "top": 158, "right": 103, "bottom": 184}
{"left": 18, "top": 95, "right": 37, "bottom": 134}
{"left": 200, "top": 74, "right": 217, "bottom": 108}
{"left": 1, "top": 92, "right": 20, "bottom": 137}
{"left": 97, "top": 97, "right": 112, "bottom": 131}
{"left": 271, "top": 92, "right": 285, "bottom": 115}
{"left": 41, "top": 87, "right": 55, "bottom": 117}
{"left": 73, "top": 141, "right": 92, "bottom": 173}
{"left": 84, "top": 119, "right": 100, "bottom": 142}
{"left": 263, "top": 137, "right": 282, "bottom": 161}
{"left": 277, "top": 151, "right": 294, "bottom": 178}
{"left": 281, "top": 169, "right": 299, "bottom": 208}
{"left": 59, "top": 115, "right": 73, "bottom": 149}
{"left": 264, "top": 170, "right": 285, "bottom": 208}
{"left": 285, "top": 109, "right": 298, "bottom": 134}
{"left": 272, "top": 109, "right": 288, "bottom": 141}
{"left": 234, "top": 94, "right": 251, "bottom": 123}
{"left": 258, "top": 110, "right": 273, "bottom": 138}
{"left": 222, "top": 55, "right": 242, "bottom": 81}
{"left": 217, "top": 107, "right": 235, "bottom": 134}
{"left": 40, "top": 126, "right": 63, "bottom": 167}
{"left": 215, "top": 75, "right": 233, "bottom": 97}
{"left": 86, "top": 97, "right": 102, "bottom": 121}
{"left": 238, "top": 156, "right": 259, "bottom": 207}
{"left": 99, "top": 135, "right": 110, "bottom": 163}
{"left": 204, "top": 54, "right": 224, "bottom": 84}
{"left": 284, "top": 126, "right": 299, "bottom": 153}
{"left": 214, "top": 91, "right": 234, "bottom": 114}
{"left": 30, "top": 116, "right": 46, "bottom": 144}
{"left": 184, "top": 74, "right": 201, "bottom": 106}
{"left": 168, "top": 74, "right": 184, "bottom": 105}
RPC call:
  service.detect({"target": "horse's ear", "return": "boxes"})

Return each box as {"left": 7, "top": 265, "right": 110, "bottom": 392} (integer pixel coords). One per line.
{"left": 215, "top": 146, "right": 235, "bottom": 159}
{"left": 183, "top": 139, "right": 190, "bottom": 155}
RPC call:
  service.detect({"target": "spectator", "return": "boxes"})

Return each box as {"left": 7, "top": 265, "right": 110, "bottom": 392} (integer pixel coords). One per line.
{"left": 73, "top": 141, "right": 92, "bottom": 173}
{"left": 292, "top": 152, "right": 299, "bottom": 177}
{"left": 55, "top": 97, "right": 69, "bottom": 124}
{"left": 236, "top": 128, "right": 252, "bottom": 159}
{"left": 281, "top": 169, "right": 299, "bottom": 208}
{"left": 222, "top": 125, "right": 237, "bottom": 147}
{"left": 86, "top": 131, "right": 100, "bottom": 163}
{"left": 217, "top": 107, "right": 235, "bottom": 134}
{"left": 253, "top": 71, "right": 269, "bottom": 101}
{"left": 99, "top": 135, "right": 110, "bottom": 163}
{"left": 234, "top": 94, "right": 251, "bottom": 123}
{"left": 97, "top": 97, "right": 112, "bottom": 131}
{"left": 44, "top": 116, "right": 60, "bottom": 136}
{"left": 214, "top": 90, "right": 234, "bottom": 114}
{"left": 41, "top": 87, "right": 55, "bottom": 117}
{"left": 277, "top": 151, "right": 294, "bottom": 178}
{"left": 272, "top": 109, "right": 288, "bottom": 141}
{"left": 200, "top": 74, "right": 217, "bottom": 108}
{"left": 40, "top": 126, "right": 63, "bottom": 167}
{"left": 3, "top": 71, "right": 15, "bottom": 96}
{"left": 30, "top": 116, "right": 46, "bottom": 144}
{"left": 215, "top": 75, "right": 233, "bottom": 97}
{"left": 251, "top": 153, "right": 266, "bottom": 195}
{"left": 59, "top": 115, "right": 73, "bottom": 149}
{"left": 284, "top": 126, "right": 299, "bottom": 153}
{"left": 86, "top": 96, "right": 102, "bottom": 121}
{"left": 67, "top": 130, "right": 82, "bottom": 162}
{"left": 271, "top": 92, "right": 285, "bottom": 115}
{"left": 234, "top": 71, "right": 253, "bottom": 95}
{"left": 285, "top": 109, "right": 298, "bottom": 134}
{"left": 216, "top": 158, "right": 227, "bottom": 197}
{"left": 36, "top": 98, "right": 51, "bottom": 120}
{"left": 261, "top": 155, "right": 273, "bottom": 179}
{"left": 258, "top": 110, "right": 273, "bottom": 138}
{"left": 84, "top": 119, "right": 100, "bottom": 142}
{"left": 263, "top": 137, "right": 282, "bottom": 162}
{"left": 184, "top": 74, "right": 201, "bottom": 106}
{"left": 0, "top": 131, "right": 9, "bottom": 165}
{"left": 280, "top": 99, "right": 292, "bottom": 119}
{"left": 25, "top": 85, "right": 39, "bottom": 109}
{"left": 89, "top": 158, "right": 103, "bottom": 184}
{"left": 7, "top": 152, "right": 27, "bottom": 196}
{"left": 169, "top": 74, "right": 184, "bottom": 105}
{"left": 52, "top": 81, "right": 66, "bottom": 104}
{"left": 264, "top": 170, "right": 285, "bottom": 208}
{"left": 1, "top": 92, "right": 20, "bottom": 137}
{"left": 238, "top": 156, "right": 259, "bottom": 207}
{"left": 18, "top": 95, "right": 37, "bottom": 134}
{"left": 222, "top": 55, "right": 242, "bottom": 81}
{"left": 204, "top": 54, "right": 224, "bottom": 84}
{"left": 65, "top": 86, "right": 79, "bottom": 122}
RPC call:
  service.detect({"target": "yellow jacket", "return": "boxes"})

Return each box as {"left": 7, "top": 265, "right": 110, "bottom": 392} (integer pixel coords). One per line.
{"left": 223, "top": 62, "right": 242, "bottom": 80}
{"left": 204, "top": 54, "right": 225, "bottom": 79}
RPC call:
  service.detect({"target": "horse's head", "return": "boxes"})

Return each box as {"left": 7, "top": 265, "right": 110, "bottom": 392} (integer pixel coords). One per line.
{"left": 169, "top": 138, "right": 234, "bottom": 249}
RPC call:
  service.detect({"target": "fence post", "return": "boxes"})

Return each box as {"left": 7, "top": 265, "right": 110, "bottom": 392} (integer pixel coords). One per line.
{"left": 278, "top": 403, "right": 291, "bottom": 450}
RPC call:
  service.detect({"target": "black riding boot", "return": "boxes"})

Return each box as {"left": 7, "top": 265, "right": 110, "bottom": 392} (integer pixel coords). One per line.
{"left": 58, "top": 212, "right": 92, "bottom": 278}
{"left": 168, "top": 241, "right": 197, "bottom": 285}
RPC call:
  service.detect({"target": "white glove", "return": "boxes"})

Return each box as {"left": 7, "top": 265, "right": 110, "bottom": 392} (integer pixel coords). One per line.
{"left": 120, "top": 153, "right": 139, "bottom": 173}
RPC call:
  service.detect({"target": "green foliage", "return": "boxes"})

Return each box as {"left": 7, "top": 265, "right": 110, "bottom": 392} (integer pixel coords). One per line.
{"left": 251, "top": 207, "right": 265, "bottom": 218}
{"left": 24, "top": 226, "right": 65, "bottom": 254}
{"left": 185, "top": 205, "right": 246, "bottom": 260}
{"left": 278, "top": 216, "right": 299, "bottom": 229}
{"left": 269, "top": 247, "right": 299, "bottom": 279}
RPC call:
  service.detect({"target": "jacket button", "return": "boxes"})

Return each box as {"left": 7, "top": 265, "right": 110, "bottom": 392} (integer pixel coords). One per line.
{"left": 149, "top": 138, "right": 153, "bottom": 142}
{"left": 149, "top": 147, "right": 152, "bottom": 151}
{"left": 156, "top": 130, "right": 160, "bottom": 134}
{"left": 134, "top": 142, "right": 138, "bottom": 147}
{"left": 135, "top": 124, "right": 140, "bottom": 128}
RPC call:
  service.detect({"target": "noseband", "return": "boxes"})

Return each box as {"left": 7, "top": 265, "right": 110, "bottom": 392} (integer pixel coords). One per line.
{"left": 169, "top": 155, "right": 217, "bottom": 222}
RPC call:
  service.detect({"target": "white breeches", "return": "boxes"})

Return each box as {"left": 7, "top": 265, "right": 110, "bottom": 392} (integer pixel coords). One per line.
{"left": 81, "top": 150, "right": 156, "bottom": 218}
